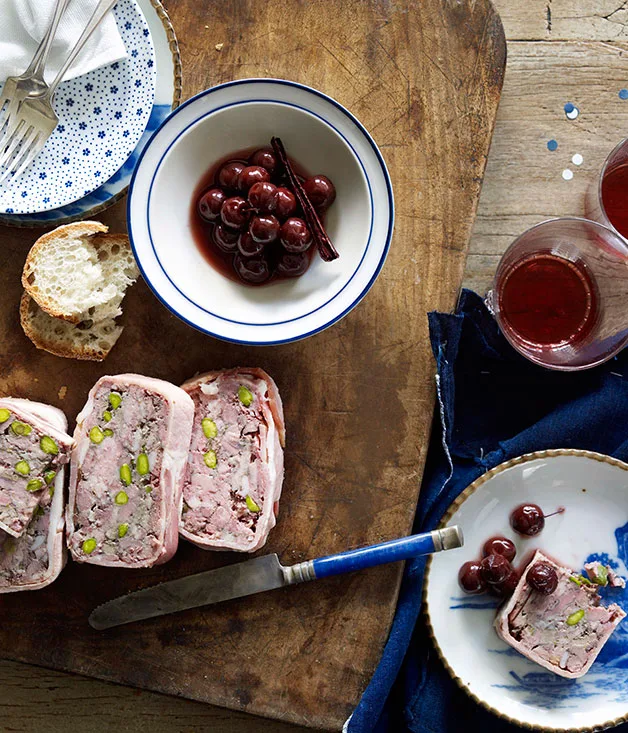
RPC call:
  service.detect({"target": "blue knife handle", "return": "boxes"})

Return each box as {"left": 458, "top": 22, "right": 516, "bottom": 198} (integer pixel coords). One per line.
{"left": 311, "top": 526, "right": 463, "bottom": 580}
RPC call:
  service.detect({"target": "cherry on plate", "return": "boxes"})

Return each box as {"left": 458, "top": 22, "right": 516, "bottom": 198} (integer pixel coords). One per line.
{"left": 489, "top": 569, "right": 520, "bottom": 597}
{"left": 480, "top": 554, "right": 512, "bottom": 585}
{"left": 248, "top": 181, "right": 278, "bottom": 212}
{"left": 458, "top": 561, "right": 487, "bottom": 595}
{"left": 526, "top": 562, "right": 558, "bottom": 595}
{"left": 482, "top": 536, "right": 516, "bottom": 562}
{"left": 217, "top": 161, "right": 245, "bottom": 190}
{"left": 277, "top": 251, "right": 309, "bottom": 277}
{"left": 238, "top": 231, "right": 264, "bottom": 258}
{"left": 280, "top": 217, "right": 312, "bottom": 253}
{"left": 249, "top": 148, "right": 277, "bottom": 174}
{"left": 510, "top": 504, "right": 545, "bottom": 537}
{"left": 238, "top": 165, "right": 270, "bottom": 192}
{"left": 234, "top": 254, "right": 271, "bottom": 284}
{"left": 213, "top": 224, "right": 239, "bottom": 252}
{"left": 250, "top": 215, "right": 280, "bottom": 244}
{"left": 198, "top": 188, "right": 226, "bottom": 222}
{"left": 303, "top": 174, "right": 336, "bottom": 209}
{"left": 221, "top": 197, "right": 250, "bottom": 229}
{"left": 274, "top": 187, "right": 297, "bottom": 219}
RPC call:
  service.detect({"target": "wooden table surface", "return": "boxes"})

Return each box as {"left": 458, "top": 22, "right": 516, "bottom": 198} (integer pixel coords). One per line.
{"left": 2, "top": 0, "right": 628, "bottom": 730}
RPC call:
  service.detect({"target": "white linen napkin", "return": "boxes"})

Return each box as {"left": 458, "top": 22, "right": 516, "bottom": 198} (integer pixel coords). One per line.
{"left": 0, "top": 0, "right": 127, "bottom": 83}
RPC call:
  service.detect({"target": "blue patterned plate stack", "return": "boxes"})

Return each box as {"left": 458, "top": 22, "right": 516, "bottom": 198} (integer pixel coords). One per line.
{"left": 0, "top": 0, "right": 181, "bottom": 228}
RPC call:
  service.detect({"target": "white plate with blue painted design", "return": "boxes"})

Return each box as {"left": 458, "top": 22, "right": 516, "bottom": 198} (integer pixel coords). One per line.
{"left": 0, "top": 0, "right": 155, "bottom": 215}
{"left": 127, "top": 78, "right": 394, "bottom": 345}
{"left": 424, "top": 450, "right": 628, "bottom": 732}
{"left": 0, "top": 0, "right": 179, "bottom": 228}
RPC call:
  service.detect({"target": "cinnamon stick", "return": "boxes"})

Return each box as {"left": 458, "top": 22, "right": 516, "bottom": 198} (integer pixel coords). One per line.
{"left": 271, "top": 137, "right": 339, "bottom": 262}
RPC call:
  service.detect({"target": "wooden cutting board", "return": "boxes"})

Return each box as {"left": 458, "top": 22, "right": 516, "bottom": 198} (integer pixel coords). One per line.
{"left": 0, "top": 0, "right": 505, "bottom": 729}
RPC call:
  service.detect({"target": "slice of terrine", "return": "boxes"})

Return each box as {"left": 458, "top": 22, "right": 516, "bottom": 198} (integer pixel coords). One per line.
{"left": 180, "top": 368, "right": 285, "bottom": 553}
{"left": 0, "top": 397, "right": 73, "bottom": 538}
{"left": 66, "top": 374, "right": 195, "bottom": 568}
{"left": 495, "top": 550, "right": 626, "bottom": 678}
{"left": 0, "top": 399, "right": 70, "bottom": 592}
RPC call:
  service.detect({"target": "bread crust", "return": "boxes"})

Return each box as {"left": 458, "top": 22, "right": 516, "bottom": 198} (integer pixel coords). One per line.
{"left": 19, "top": 292, "right": 119, "bottom": 362}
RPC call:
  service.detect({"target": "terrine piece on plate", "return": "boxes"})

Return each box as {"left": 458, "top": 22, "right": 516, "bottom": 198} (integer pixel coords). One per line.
{"left": 585, "top": 560, "right": 627, "bottom": 589}
{"left": 0, "top": 397, "right": 73, "bottom": 538}
{"left": 180, "top": 368, "right": 285, "bottom": 553}
{"left": 0, "top": 399, "right": 70, "bottom": 592}
{"left": 66, "top": 374, "right": 195, "bottom": 568}
{"left": 495, "top": 550, "right": 626, "bottom": 679}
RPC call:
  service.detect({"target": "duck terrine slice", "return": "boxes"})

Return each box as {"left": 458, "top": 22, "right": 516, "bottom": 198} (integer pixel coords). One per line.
{"left": 0, "top": 397, "right": 73, "bottom": 538}
{"left": 67, "top": 374, "right": 195, "bottom": 568}
{"left": 0, "top": 399, "right": 70, "bottom": 592}
{"left": 495, "top": 550, "right": 626, "bottom": 678}
{"left": 180, "top": 368, "right": 285, "bottom": 553}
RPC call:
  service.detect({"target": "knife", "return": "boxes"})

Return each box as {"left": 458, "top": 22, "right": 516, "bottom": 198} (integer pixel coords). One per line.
{"left": 89, "top": 525, "right": 463, "bottom": 630}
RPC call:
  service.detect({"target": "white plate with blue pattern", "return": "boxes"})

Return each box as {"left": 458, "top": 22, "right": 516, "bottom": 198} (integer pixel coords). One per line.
{"left": 0, "top": 0, "right": 155, "bottom": 215}
{"left": 425, "top": 450, "right": 628, "bottom": 731}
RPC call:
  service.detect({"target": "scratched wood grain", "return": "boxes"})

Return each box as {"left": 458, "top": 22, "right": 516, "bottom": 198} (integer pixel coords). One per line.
{"left": 466, "top": 2, "right": 628, "bottom": 295}
{"left": 0, "top": 0, "right": 504, "bottom": 729}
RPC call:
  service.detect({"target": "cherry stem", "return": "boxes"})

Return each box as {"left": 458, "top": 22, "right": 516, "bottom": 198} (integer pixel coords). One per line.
{"left": 543, "top": 506, "right": 566, "bottom": 519}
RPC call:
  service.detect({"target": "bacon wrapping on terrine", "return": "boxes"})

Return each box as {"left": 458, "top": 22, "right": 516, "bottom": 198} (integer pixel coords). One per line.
{"left": 0, "top": 397, "right": 73, "bottom": 538}
{"left": 180, "top": 368, "right": 285, "bottom": 553}
{"left": 0, "top": 399, "right": 72, "bottom": 592}
{"left": 495, "top": 550, "right": 626, "bottom": 679}
{"left": 66, "top": 374, "right": 195, "bottom": 568}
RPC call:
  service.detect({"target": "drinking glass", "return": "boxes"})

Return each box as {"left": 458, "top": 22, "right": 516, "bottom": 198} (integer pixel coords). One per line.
{"left": 586, "top": 137, "right": 628, "bottom": 239}
{"left": 486, "top": 217, "right": 628, "bottom": 370}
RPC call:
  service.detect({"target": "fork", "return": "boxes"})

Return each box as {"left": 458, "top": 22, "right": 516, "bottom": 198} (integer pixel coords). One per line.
{"left": 0, "top": 0, "right": 119, "bottom": 187}
{"left": 0, "top": 0, "right": 71, "bottom": 150}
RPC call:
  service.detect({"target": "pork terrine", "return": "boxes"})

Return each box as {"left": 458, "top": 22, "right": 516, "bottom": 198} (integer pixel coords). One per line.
{"left": 0, "top": 399, "right": 70, "bottom": 592}
{"left": 66, "top": 374, "right": 195, "bottom": 568}
{"left": 0, "top": 397, "right": 73, "bottom": 538}
{"left": 180, "top": 368, "right": 285, "bottom": 552}
{"left": 495, "top": 550, "right": 626, "bottom": 678}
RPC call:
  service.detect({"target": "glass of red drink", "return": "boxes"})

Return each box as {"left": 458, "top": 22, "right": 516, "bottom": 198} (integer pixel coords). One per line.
{"left": 487, "top": 218, "right": 628, "bottom": 370}
{"left": 589, "top": 138, "right": 628, "bottom": 239}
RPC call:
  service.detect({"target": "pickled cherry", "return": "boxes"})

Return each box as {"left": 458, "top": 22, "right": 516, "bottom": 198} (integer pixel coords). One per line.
{"left": 198, "top": 188, "right": 226, "bottom": 221}
{"left": 217, "top": 161, "right": 245, "bottom": 190}
{"left": 248, "top": 181, "right": 278, "bottom": 212}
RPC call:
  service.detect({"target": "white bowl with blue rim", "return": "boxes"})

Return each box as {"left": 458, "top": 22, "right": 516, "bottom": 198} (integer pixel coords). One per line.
{"left": 424, "top": 450, "right": 628, "bottom": 732}
{"left": 127, "top": 78, "right": 394, "bottom": 345}
{"left": 0, "top": 0, "right": 180, "bottom": 228}
{"left": 0, "top": 0, "right": 156, "bottom": 216}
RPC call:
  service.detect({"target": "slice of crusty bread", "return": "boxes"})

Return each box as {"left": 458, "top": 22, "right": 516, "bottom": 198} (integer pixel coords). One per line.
{"left": 20, "top": 292, "right": 123, "bottom": 362}
{"left": 22, "top": 221, "right": 139, "bottom": 324}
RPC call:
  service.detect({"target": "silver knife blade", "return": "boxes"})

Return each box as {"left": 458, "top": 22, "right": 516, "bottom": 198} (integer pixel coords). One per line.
{"left": 89, "top": 554, "right": 286, "bottom": 630}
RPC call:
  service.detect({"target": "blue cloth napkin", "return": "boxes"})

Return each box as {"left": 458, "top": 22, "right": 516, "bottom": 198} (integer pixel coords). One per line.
{"left": 348, "top": 289, "right": 628, "bottom": 733}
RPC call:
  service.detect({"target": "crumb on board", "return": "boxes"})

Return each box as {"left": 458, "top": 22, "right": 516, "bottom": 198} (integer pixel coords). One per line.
{"left": 58, "top": 385, "right": 67, "bottom": 400}
{"left": 215, "top": 42, "right": 224, "bottom": 51}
